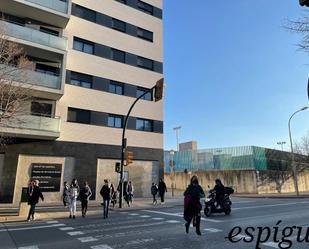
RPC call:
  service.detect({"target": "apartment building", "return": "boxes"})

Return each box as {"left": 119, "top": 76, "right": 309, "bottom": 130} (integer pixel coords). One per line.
{"left": 0, "top": 0, "right": 163, "bottom": 204}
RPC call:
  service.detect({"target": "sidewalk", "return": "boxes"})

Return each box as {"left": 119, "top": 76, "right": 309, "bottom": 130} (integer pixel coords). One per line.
{"left": 234, "top": 192, "right": 309, "bottom": 199}
{"left": 0, "top": 196, "right": 183, "bottom": 223}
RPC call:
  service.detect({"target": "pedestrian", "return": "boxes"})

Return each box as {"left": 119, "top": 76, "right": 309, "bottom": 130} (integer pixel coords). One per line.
{"left": 110, "top": 183, "right": 117, "bottom": 208}
{"left": 27, "top": 180, "right": 44, "bottom": 222}
{"left": 62, "top": 181, "right": 70, "bottom": 207}
{"left": 79, "top": 181, "right": 92, "bottom": 217}
{"left": 117, "top": 180, "right": 129, "bottom": 207}
{"left": 100, "top": 179, "right": 110, "bottom": 219}
{"left": 126, "top": 181, "right": 134, "bottom": 205}
{"left": 151, "top": 182, "right": 158, "bottom": 205}
{"left": 69, "top": 178, "right": 79, "bottom": 219}
{"left": 158, "top": 178, "right": 167, "bottom": 204}
{"left": 183, "top": 175, "right": 205, "bottom": 235}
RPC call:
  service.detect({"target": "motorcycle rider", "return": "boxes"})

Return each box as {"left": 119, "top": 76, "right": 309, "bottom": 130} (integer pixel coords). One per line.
{"left": 214, "top": 179, "right": 225, "bottom": 208}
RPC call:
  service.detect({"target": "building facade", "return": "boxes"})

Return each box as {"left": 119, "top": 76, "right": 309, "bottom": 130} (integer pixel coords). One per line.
{"left": 0, "top": 0, "right": 163, "bottom": 204}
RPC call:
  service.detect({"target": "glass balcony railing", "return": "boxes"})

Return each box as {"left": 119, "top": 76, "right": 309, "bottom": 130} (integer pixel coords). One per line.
{"left": 1, "top": 20, "right": 67, "bottom": 51}
{"left": 1, "top": 114, "right": 61, "bottom": 134}
{"left": 0, "top": 64, "right": 61, "bottom": 89}
{"left": 25, "top": 0, "right": 69, "bottom": 14}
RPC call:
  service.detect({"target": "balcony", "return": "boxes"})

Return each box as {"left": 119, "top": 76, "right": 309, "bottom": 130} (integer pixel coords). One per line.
{"left": 0, "top": 0, "right": 71, "bottom": 28}
{"left": 1, "top": 19, "right": 67, "bottom": 52}
{"left": 0, "top": 114, "right": 60, "bottom": 140}
{"left": 0, "top": 64, "right": 61, "bottom": 90}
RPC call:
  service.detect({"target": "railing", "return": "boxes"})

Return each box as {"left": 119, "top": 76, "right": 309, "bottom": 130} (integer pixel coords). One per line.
{"left": 0, "top": 64, "right": 61, "bottom": 89}
{"left": 0, "top": 19, "right": 67, "bottom": 51}
{"left": 25, "top": 0, "right": 69, "bottom": 14}
{"left": 0, "top": 114, "right": 60, "bottom": 133}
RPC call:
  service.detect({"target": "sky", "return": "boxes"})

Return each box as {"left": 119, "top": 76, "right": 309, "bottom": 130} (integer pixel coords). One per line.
{"left": 163, "top": 0, "right": 309, "bottom": 151}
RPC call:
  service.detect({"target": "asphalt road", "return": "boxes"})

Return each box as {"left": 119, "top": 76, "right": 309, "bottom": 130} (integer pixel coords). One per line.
{"left": 1, "top": 197, "right": 309, "bottom": 249}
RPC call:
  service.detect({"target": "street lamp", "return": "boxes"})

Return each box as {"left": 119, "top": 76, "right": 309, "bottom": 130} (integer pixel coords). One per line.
{"left": 288, "top": 106, "right": 308, "bottom": 196}
{"left": 169, "top": 149, "right": 175, "bottom": 197}
{"left": 277, "top": 141, "right": 286, "bottom": 151}
{"left": 173, "top": 126, "right": 181, "bottom": 151}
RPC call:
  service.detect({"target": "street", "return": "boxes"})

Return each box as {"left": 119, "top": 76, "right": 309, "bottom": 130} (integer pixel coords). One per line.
{"left": 1, "top": 197, "right": 309, "bottom": 249}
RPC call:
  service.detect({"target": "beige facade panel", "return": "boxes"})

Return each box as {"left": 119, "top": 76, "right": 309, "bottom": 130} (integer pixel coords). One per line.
{"left": 66, "top": 50, "right": 163, "bottom": 89}
{"left": 73, "top": 0, "right": 162, "bottom": 29}
{"left": 65, "top": 16, "right": 162, "bottom": 61}
{"left": 58, "top": 84, "right": 163, "bottom": 121}
{"left": 57, "top": 122, "right": 163, "bottom": 149}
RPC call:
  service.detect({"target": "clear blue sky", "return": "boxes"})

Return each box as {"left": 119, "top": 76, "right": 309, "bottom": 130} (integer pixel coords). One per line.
{"left": 163, "top": 0, "right": 309, "bottom": 151}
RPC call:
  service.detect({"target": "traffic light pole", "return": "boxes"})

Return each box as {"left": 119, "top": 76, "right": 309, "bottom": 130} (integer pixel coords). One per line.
{"left": 119, "top": 85, "right": 156, "bottom": 208}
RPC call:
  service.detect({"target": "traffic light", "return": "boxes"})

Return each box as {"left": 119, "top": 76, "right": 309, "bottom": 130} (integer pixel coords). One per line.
{"left": 115, "top": 162, "right": 121, "bottom": 173}
{"left": 125, "top": 151, "right": 133, "bottom": 165}
{"left": 299, "top": 0, "right": 309, "bottom": 7}
{"left": 154, "top": 78, "right": 164, "bottom": 102}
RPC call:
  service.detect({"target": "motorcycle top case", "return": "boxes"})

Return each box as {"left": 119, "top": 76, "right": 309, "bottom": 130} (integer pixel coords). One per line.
{"left": 224, "top": 187, "right": 234, "bottom": 195}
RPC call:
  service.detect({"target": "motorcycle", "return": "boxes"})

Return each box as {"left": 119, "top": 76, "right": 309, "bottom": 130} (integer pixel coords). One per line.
{"left": 204, "top": 186, "right": 234, "bottom": 217}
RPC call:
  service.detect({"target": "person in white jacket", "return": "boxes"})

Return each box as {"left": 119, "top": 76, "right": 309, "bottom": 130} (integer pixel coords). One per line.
{"left": 69, "top": 178, "right": 79, "bottom": 219}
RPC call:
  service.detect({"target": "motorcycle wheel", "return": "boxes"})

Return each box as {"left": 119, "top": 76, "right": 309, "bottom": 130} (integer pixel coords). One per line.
{"left": 204, "top": 207, "right": 211, "bottom": 217}
{"left": 224, "top": 207, "right": 231, "bottom": 215}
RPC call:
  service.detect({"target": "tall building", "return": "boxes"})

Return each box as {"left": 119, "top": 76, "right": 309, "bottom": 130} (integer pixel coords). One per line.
{"left": 0, "top": 0, "right": 163, "bottom": 204}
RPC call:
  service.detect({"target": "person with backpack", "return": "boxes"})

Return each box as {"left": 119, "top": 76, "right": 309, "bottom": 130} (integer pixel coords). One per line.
{"left": 183, "top": 175, "right": 205, "bottom": 235}
{"left": 100, "top": 179, "right": 110, "bottom": 219}
{"left": 69, "top": 178, "right": 79, "bottom": 219}
{"left": 79, "top": 181, "right": 92, "bottom": 217}
{"left": 151, "top": 182, "right": 158, "bottom": 205}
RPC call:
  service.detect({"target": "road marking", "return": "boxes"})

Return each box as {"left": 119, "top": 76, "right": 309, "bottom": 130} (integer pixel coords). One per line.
{"left": 204, "top": 228, "right": 223, "bottom": 233}
{"left": 0, "top": 223, "right": 65, "bottom": 232}
{"left": 234, "top": 234, "right": 251, "bottom": 240}
{"left": 263, "top": 236, "right": 298, "bottom": 248}
{"left": 59, "top": 227, "right": 74, "bottom": 231}
{"left": 91, "top": 245, "right": 114, "bottom": 249}
{"left": 128, "top": 213, "right": 139, "bottom": 216}
{"left": 78, "top": 236, "right": 99, "bottom": 243}
{"left": 152, "top": 217, "right": 164, "bottom": 220}
{"left": 67, "top": 231, "right": 84, "bottom": 236}
{"left": 233, "top": 201, "right": 309, "bottom": 211}
{"left": 143, "top": 210, "right": 222, "bottom": 223}
{"left": 18, "top": 246, "right": 39, "bottom": 249}
{"left": 166, "top": 220, "right": 181, "bottom": 224}
{"left": 46, "top": 220, "right": 58, "bottom": 224}
{"left": 139, "top": 215, "right": 151, "bottom": 218}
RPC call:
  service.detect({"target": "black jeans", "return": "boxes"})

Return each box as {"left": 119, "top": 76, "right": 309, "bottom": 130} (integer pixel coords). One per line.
{"left": 152, "top": 194, "right": 157, "bottom": 203}
{"left": 103, "top": 199, "right": 110, "bottom": 218}
{"left": 81, "top": 200, "right": 88, "bottom": 216}
{"left": 27, "top": 204, "right": 36, "bottom": 220}
{"left": 160, "top": 193, "right": 165, "bottom": 203}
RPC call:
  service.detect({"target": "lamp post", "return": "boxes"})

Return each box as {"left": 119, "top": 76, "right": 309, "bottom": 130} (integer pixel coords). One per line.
{"left": 173, "top": 126, "right": 181, "bottom": 151}
{"left": 288, "top": 106, "right": 308, "bottom": 196}
{"left": 277, "top": 141, "right": 286, "bottom": 151}
{"left": 169, "top": 149, "right": 175, "bottom": 197}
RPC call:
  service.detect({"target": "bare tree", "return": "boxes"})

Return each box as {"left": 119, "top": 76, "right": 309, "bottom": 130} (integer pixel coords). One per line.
{"left": 0, "top": 25, "right": 33, "bottom": 145}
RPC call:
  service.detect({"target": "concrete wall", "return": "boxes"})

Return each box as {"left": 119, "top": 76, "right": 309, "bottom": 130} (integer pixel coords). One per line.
{"left": 96, "top": 159, "right": 159, "bottom": 201}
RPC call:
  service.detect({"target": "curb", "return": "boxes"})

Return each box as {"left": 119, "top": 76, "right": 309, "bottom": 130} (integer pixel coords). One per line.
{"left": 233, "top": 195, "right": 309, "bottom": 199}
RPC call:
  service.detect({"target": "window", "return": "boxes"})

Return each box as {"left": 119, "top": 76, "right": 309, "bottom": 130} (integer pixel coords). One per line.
{"left": 74, "top": 4, "right": 96, "bottom": 22}
{"left": 137, "top": 87, "right": 152, "bottom": 101}
{"left": 69, "top": 71, "right": 92, "bottom": 88}
{"left": 136, "top": 118, "right": 153, "bottom": 132}
{"left": 67, "top": 107, "right": 90, "bottom": 124}
{"left": 137, "top": 56, "right": 153, "bottom": 70}
{"left": 111, "top": 48, "right": 125, "bottom": 63}
{"left": 109, "top": 81, "right": 124, "bottom": 95}
{"left": 108, "top": 115, "right": 123, "bottom": 128}
{"left": 39, "top": 27, "right": 59, "bottom": 36}
{"left": 137, "top": 28, "right": 153, "bottom": 42}
{"left": 35, "top": 63, "right": 59, "bottom": 76}
{"left": 31, "top": 102, "right": 53, "bottom": 117}
{"left": 73, "top": 37, "right": 94, "bottom": 54}
{"left": 112, "top": 18, "right": 126, "bottom": 32}
{"left": 137, "top": 0, "right": 153, "bottom": 15}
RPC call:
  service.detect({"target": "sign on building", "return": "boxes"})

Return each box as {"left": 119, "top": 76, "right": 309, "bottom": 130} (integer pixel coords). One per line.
{"left": 31, "top": 164, "right": 62, "bottom": 192}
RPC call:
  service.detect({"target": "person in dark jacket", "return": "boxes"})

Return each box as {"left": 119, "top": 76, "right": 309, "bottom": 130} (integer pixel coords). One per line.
{"left": 100, "top": 179, "right": 110, "bottom": 218}
{"left": 214, "top": 179, "right": 225, "bottom": 208}
{"left": 79, "top": 181, "right": 92, "bottom": 217}
{"left": 62, "top": 181, "right": 70, "bottom": 207}
{"left": 183, "top": 175, "right": 205, "bottom": 235}
{"left": 27, "top": 180, "right": 44, "bottom": 222}
{"left": 158, "top": 178, "right": 167, "bottom": 204}
{"left": 110, "top": 183, "right": 117, "bottom": 208}
{"left": 151, "top": 183, "right": 158, "bottom": 205}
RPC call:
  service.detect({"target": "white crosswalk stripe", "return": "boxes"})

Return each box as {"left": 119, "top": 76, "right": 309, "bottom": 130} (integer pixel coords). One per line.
{"left": 78, "top": 236, "right": 99, "bottom": 243}
{"left": 18, "top": 246, "right": 39, "bottom": 249}
{"left": 67, "top": 231, "right": 84, "bottom": 236}
{"left": 90, "top": 245, "right": 114, "bottom": 249}
{"left": 166, "top": 220, "right": 180, "bottom": 223}
{"left": 152, "top": 217, "right": 164, "bottom": 220}
{"left": 46, "top": 220, "right": 58, "bottom": 224}
{"left": 139, "top": 215, "right": 151, "bottom": 218}
{"left": 59, "top": 227, "right": 75, "bottom": 231}
{"left": 203, "top": 228, "right": 222, "bottom": 233}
